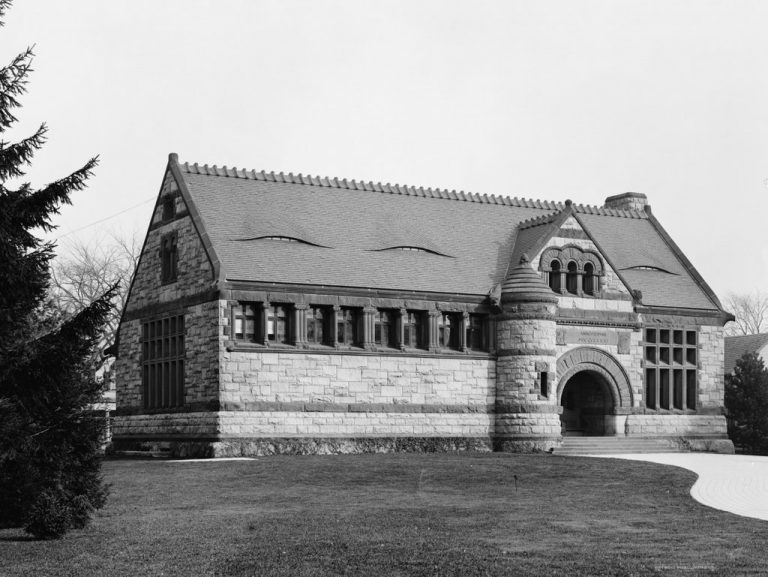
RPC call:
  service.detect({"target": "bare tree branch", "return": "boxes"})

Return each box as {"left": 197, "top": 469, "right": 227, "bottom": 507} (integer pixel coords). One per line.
{"left": 724, "top": 291, "right": 768, "bottom": 336}
{"left": 48, "top": 229, "right": 141, "bottom": 378}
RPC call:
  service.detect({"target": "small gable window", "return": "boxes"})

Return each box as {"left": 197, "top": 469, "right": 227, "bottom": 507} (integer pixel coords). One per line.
{"left": 162, "top": 195, "right": 175, "bottom": 221}
{"left": 540, "top": 245, "right": 604, "bottom": 297}
{"left": 548, "top": 260, "right": 561, "bottom": 292}
{"left": 566, "top": 262, "right": 578, "bottom": 295}
{"left": 160, "top": 232, "right": 178, "bottom": 284}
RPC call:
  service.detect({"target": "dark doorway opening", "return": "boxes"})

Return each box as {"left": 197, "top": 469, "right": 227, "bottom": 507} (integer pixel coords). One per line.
{"left": 560, "top": 370, "right": 615, "bottom": 436}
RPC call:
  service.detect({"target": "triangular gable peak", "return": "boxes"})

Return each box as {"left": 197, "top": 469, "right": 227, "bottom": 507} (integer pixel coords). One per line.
{"left": 122, "top": 155, "right": 221, "bottom": 318}
{"left": 527, "top": 209, "right": 635, "bottom": 307}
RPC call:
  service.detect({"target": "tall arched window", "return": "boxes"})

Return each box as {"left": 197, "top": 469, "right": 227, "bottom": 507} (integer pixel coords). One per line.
{"left": 583, "top": 262, "right": 595, "bottom": 295}
{"left": 566, "top": 261, "right": 578, "bottom": 294}
{"left": 548, "top": 260, "right": 561, "bottom": 292}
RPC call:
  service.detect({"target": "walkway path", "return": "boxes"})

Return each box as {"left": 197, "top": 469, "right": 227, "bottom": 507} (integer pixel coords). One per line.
{"left": 606, "top": 453, "right": 768, "bottom": 521}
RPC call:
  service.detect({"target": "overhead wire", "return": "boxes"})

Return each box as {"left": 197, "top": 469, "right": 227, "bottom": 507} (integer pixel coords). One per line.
{"left": 51, "top": 196, "right": 155, "bottom": 240}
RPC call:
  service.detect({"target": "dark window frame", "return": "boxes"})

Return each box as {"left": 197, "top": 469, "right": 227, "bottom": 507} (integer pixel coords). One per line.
{"left": 374, "top": 309, "right": 397, "bottom": 348}
{"left": 644, "top": 327, "right": 697, "bottom": 411}
{"left": 232, "top": 302, "right": 261, "bottom": 343}
{"left": 566, "top": 261, "right": 578, "bottom": 295}
{"left": 307, "top": 305, "right": 331, "bottom": 346}
{"left": 336, "top": 307, "right": 361, "bottom": 347}
{"left": 402, "top": 310, "right": 427, "bottom": 350}
{"left": 438, "top": 312, "right": 461, "bottom": 350}
{"left": 160, "top": 231, "right": 178, "bottom": 284}
{"left": 142, "top": 314, "right": 185, "bottom": 409}
{"left": 162, "top": 195, "right": 176, "bottom": 221}
{"left": 267, "top": 304, "right": 292, "bottom": 345}
{"left": 467, "top": 313, "right": 489, "bottom": 352}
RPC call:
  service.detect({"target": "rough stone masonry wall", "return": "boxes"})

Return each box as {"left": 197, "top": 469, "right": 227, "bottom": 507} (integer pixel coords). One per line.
{"left": 531, "top": 220, "right": 633, "bottom": 298}
{"left": 114, "top": 170, "right": 222, "bottom": 441}
{"left": 697, "top": 325, "right": 726, "bottom": 410}
{"left": 217, "top": 348, "right": 496, "bottom": 439}
{"left": 112, "top": 300, "right": 222, "bottom": 439}
{"left": 554, "top": 329, "right": 644, "bottom": 409}
{"left": 124, "top": 172, "right": 214, "bottom": 313}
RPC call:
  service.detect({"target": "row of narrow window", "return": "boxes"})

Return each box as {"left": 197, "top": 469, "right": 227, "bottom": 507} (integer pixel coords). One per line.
{"left": 232, "top": 303, "right": 490, "bottom": 352}
{"left": 547, "top": 260, "right": 598, "bottom": 295}
{"left": 644, "top": 328, "right": 697, "bottom": 411}
{"left": 142, "top": 315, "right": 185, "bottom": 410}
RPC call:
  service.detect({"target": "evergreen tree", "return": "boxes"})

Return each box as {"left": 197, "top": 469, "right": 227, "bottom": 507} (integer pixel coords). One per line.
{"left": 725, "top": 352, "right": 768, "bottom": 455}
{"left": 0, "top": 0, "right": 115, "bottom": 538}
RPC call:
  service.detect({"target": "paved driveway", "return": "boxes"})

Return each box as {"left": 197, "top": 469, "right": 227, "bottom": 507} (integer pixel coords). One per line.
{"left": 605, "top": 454, "right": 768, "bottom": 521}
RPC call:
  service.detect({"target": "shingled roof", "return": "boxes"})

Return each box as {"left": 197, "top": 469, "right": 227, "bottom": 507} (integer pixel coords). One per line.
{"left": 168, "top": 154, "right": 725, "bottom": 311}
{"left": 724, "top": 333, "right": 768, "bottom": 374}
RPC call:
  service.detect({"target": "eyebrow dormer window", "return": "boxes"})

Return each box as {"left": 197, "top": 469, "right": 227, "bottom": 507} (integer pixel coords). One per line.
{"left": 372, "top": 246, "right": 452, "bottom": 257}
{"left": 264, "top": 236, "right": 298, "bottom": 242}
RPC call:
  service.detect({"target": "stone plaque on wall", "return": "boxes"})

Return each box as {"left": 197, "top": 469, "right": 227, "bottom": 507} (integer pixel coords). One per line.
{"left": 557, "top": 327, "right": 631, "bottom": 347}
{"left": 617, "top": 332, "right": 631, "bottom": 354}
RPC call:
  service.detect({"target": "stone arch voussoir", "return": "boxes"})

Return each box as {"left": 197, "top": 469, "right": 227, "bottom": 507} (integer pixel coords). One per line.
{"left": 556, "top": 346, "right": 633, "bottom": 410}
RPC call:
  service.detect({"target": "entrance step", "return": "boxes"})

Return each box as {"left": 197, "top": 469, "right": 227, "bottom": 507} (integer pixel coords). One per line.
{"left": 552, "top": 437, "right": 685, "bottom": 456}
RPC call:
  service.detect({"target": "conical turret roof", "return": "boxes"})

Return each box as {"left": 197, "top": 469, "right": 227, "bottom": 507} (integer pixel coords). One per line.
{"left": 501, "top": 254, "right": 558, "bottom": 304}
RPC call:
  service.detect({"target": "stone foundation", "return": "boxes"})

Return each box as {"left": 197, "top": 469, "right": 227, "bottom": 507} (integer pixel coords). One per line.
{"left": 625, "top": 414, "right": 729, "bottom": 437}
{"left": 112, "top": 436, "right": 493, "bottom": 458}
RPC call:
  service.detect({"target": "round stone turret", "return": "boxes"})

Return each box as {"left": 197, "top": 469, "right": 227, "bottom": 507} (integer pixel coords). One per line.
{"left": 494, "top": 253, "right": 562, "bottom": 452}
{"left": 500, "top": 254, "right": 558, "bottom": 307}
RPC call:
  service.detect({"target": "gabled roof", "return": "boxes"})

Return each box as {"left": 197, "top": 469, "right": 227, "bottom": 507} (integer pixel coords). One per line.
{"left": 724, "top": 333, "right": 768, "bottom": 374}
{"left": 166, "top": 154, "right": 726, "bottom": 312}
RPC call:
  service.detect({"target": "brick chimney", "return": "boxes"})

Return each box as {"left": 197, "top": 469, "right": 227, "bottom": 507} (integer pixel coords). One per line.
{"left": 603, "top": 192, "right": 648, "bottom": 212}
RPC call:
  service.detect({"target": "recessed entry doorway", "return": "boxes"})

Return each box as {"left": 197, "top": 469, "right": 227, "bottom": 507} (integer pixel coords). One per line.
{"left": 560, "top": 370, "right": 615, "bottom": 436}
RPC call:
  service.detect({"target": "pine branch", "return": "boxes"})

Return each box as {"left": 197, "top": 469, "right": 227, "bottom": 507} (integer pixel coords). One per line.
{"left": 0, "top": 123, "right": 47, "bottom": 181}
{"left": 4, "top": 156, "right": 98, "bottom": 233}
{"left": 0, "top": 46, "right": 33, "bottom": 132}
{"left": 0, "top": 0, "right": 13, "bottom": 25}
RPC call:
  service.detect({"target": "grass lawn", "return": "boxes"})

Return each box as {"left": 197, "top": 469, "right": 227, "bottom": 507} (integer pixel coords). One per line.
{"left": 1, "top": 453, "right": 767, "bottom": 576}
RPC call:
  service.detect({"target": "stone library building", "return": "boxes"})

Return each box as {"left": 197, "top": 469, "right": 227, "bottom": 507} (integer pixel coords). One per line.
{"left": 112, "top": 153, "right": 734, "bottom": 457}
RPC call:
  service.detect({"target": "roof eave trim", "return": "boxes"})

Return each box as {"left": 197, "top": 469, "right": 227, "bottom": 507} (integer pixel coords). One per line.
{"left": 168, "top": 152, "right": 225, "bottom": 288}
{"left": 643, "top": 207, "right": 728, "bottom": 315}
{"left": 507, "top": 205, "right": 572, "bottom": 281}
{"left": 570, "top": 211, "right": 639, "bottom": 303}
{"left": 113, "top": 156, "right": 186, "bottom": 358}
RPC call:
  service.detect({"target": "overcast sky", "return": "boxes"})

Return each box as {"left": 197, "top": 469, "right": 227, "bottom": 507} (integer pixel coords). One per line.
{"left": 5, "top": 0, "right": 767, "bottom": 302}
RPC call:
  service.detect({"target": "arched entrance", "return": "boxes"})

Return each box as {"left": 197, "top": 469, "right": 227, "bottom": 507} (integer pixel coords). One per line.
{"left": 556, "top": 347, "right": 634, "bottom": 437}
{"left": 560, "top": 370, "right": 614, "bottom": 436}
